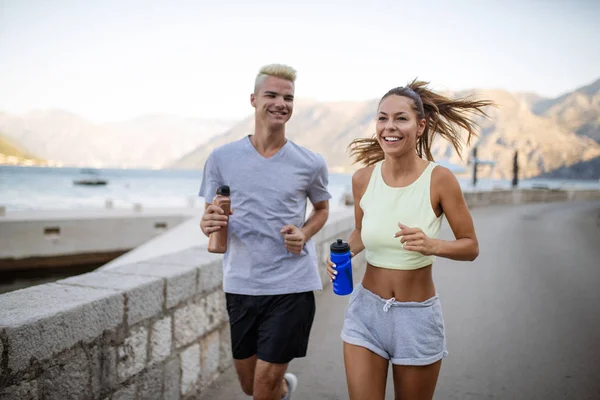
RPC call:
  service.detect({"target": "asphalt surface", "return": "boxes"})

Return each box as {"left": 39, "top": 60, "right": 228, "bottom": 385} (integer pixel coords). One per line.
{"left": 200, "top": 201, "right": 600, "bottom": 399}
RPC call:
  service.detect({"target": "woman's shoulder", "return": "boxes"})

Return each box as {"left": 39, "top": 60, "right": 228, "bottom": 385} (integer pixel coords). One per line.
{"left": 352, "top": 165, "right": 375, "bottom": 185}
{"left": 431, "top": 163, "right": 458, "bottom": 185}
{"left": 431, "top": 163, "right": 463, "bottom": 200}
{"left": 352, "top": 165, "right": 376, "bottom": 199}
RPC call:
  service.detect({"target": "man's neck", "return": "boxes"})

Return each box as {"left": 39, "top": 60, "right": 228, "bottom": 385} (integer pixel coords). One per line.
{"left": 250, "top": 122, "right": 287, "bottom": 158}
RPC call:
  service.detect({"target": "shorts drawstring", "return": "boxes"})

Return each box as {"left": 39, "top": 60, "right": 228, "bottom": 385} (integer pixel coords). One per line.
{"left": 383, "top": 297, "right": 396, "bottom": 312}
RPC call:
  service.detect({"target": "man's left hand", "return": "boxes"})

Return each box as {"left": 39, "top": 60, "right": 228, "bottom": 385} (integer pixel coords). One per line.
{"left": 280, "top": 225, "right": 307, "bottom": 254}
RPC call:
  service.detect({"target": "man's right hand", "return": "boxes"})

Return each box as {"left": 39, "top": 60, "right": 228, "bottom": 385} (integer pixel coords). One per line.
{"left": 200, "top": 204, "right": 231, "bottom": 237}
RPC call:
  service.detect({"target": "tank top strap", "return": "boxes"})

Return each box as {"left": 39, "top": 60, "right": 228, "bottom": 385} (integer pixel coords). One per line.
{"left": 418, "top": 161, "right": 437, "bottom": 192}
{"left": 423, "top": 161, "right": 437, "bottom": 179}
{"left": 371, "top": 160, "right": 384, "bottom": 184}
{"left": 359, "top": 160, "right": 383, "bottom": 207}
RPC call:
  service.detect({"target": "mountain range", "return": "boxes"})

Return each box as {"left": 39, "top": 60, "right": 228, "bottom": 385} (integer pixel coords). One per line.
{"left": 0, "top": 111, "right": 235, "bottom": 168}
{"left": 1, "top": 77, "right": 599, "bottom": 180}
{"left": 0, "top": 131, "right": 46, "bottom": 166}
{"left": 170, "top": 78, "right": 600, "bottom": 180}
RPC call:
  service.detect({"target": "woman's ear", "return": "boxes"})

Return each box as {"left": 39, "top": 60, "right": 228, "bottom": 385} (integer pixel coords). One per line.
{"left": 417, "top": 118, "right": 427, "bottom": 137}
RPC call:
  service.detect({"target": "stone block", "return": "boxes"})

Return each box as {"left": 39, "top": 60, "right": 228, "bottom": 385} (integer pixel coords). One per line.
{"left": 218, "top": 291, "right": 227, "bottom": 322}
{"left": 201, "top": 330, "right": 220, "bottom": 385}
{"left": 164, "top": 357, "right": 181, "bottom": 400}
{"left": 117, "top": 326, "right": 148, "bottom": 382}
{"left": 0, "top": 381, "right": 38, "bottom": 400}
{"left": 107, "top": 262, "right": 197, "bottom": 310}
{"left": 336, "top": 214, "right": 355, "bottom": 233}
{"left": 111, "top": 383, "right": 136, "bottom": 400}
{"left": 90, "top": 343, "right": 117, "bottom": 399}
{"left": 198, "top": 260, "right": 223, "bottom": 294}
{"left": 0, "top": 283, "right": 123, "bottom": 373}
{"left": 0, "top": 334, "right": 3, "bottom": 375}
{"left": 39, "top": 346, "right": 90, "bottom": 400}
{"left": 144, "top": 246, "right": 222, "bottom": 269}
{"left": 180, "top": 344, "right": 201, "bottom": 396}
{"left": 219, "top": 324, "right": 232, "bottom": 371}
{"left": 205, "top": 291, "right": 225, "bottom": 332}
{"left": 174, "top": 298, "right": 208, "bottom": 348}
{"left": 150, "top": 316, "right": 172, "bottom": 365}
{"left": 320, "top": 241, "right": 330, "bottom": 263}
{"left": 320, "top": 220, "right": 339, "bottom": 243}
{"left": 137, "top": 365, "right": 163, "bottom": 400}
{"left": 58, "top": 271, "right": 163, "bottom": 326}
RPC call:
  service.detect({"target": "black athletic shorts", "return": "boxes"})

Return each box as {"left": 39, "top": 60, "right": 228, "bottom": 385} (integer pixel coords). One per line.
{"left": 225, "top": 291, "right": 316, "bottom": 364}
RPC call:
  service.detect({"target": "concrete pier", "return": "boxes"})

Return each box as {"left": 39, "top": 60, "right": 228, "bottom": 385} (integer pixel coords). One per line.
{"left": 0, "top": 208, "right": 200, "bottom": 272}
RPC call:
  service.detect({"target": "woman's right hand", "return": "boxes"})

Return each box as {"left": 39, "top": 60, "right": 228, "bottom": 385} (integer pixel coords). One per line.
{"left": 326, "top": 257, "right": 338, "bottom": 282}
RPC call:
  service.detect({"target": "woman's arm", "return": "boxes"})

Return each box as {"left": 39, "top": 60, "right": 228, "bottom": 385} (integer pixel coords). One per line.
{"left": 347, "top": 167, "right": 371, "bottom": 256}
{"left": 327, "top": 167, "right": 372, "bottom": 279}
{"left": 431, "top": 166, "right": 479, "bottom": 261}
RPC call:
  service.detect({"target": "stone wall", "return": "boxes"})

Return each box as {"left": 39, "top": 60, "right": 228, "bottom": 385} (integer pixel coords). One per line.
{"left": 0, "top": 211, "right": 355, "bottom": 400}
{"left": 464, "top": 188, "right": 600, "bottom": 208}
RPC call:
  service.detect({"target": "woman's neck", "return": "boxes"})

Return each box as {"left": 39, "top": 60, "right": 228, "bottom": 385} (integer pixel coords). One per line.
{"left": 383, "top": 153, "right": 425, "bottom": 180}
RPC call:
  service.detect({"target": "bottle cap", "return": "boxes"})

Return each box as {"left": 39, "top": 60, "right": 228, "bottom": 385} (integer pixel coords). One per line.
{"left": 216, "top": 185, "right": 230, "bottom": 196}
{"left": 330, "top": 238, "right": 350, "bottom": 253}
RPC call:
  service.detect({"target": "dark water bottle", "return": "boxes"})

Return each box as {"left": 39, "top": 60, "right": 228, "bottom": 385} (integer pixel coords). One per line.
{"left": 207, "top": 185, "right": 231, "bottom": 254}
{"left": 330, "top": 239, "right": 353, "bottom": 296}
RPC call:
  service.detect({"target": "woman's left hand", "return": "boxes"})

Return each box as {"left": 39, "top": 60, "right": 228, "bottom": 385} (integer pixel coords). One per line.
{"left": 394, "top": 222, "right": 438, "bottom": 256}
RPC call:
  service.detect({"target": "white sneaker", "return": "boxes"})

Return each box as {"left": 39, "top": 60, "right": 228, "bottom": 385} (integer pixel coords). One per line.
{"left": 283, "top": 373, "right": 298, "bottom": 399}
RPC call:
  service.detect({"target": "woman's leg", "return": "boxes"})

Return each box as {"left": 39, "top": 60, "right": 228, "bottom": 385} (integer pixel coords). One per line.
{"left": 343, "top": 342, "right": 389, "bottom": 400}
{"left": 392, "top": 360, "right": 442, "bottom": 400}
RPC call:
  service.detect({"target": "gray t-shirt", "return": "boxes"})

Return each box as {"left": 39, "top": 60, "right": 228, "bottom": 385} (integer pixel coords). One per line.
{"left": 198, "top": 135, "right": 332, "bottom": 296}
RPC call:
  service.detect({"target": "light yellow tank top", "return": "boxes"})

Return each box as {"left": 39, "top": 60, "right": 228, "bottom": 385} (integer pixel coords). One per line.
{"left": 360, "top": 160, "right": 443, "bottom": 270}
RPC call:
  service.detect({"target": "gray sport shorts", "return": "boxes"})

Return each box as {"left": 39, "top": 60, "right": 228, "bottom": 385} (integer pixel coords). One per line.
{"left": 341, "top": 283, "right": 448, "bottom": 366}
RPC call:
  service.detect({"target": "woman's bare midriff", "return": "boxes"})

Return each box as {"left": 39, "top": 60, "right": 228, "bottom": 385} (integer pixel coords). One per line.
{"left": 361, "top": 262, "right": 436, "bottom": 302}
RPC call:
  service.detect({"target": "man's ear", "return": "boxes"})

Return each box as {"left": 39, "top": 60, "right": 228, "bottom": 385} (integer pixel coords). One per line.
{"left": 250, "top": 93, "right": 256, "bottom": 108}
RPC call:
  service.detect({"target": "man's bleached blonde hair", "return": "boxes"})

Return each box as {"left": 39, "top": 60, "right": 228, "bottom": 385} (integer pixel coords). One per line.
{"left": 254, "top": 63, "right": 297, "bottom": 93}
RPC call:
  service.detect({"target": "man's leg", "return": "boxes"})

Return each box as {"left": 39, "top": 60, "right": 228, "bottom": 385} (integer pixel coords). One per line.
{"left": 253, "top": 359, "right": 289, "bottom": 400}
{"left": 226, "top": 293, "right": 260, "bottom": 396}
{"left": 253, "top": 291, "right": 316, "bottom": 399}
{"left": 233, "top": 355, "right": 257, "bottom": 396}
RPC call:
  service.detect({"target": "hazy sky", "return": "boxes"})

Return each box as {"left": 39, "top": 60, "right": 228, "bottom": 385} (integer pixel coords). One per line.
{"left": 1, "top": 0, "right": 598, "bottom": 122}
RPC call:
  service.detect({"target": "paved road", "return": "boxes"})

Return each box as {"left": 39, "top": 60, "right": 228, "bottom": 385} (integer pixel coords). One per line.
{"left": 201, "top": 201, "right": 600, "bottom": 400}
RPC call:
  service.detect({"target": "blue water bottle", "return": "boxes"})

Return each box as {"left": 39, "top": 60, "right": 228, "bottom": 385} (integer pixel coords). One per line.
{"left": 331, "top": 239, "right": 353, "bottom": 296}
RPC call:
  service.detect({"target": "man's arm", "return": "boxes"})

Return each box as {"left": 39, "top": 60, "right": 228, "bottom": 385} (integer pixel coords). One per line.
{"left": 198, "top": 150, "right": 225, "bottom": 237}
{"left": 281, "top": 156, "right": 331, "bottom": 254}
{"left": 301, "top": 200, "right": 329, "bottom": 242}
{"left": 302, "top": 155, "right": 331, "bottom": 241}
{"left": 281, "top": 200, "right": 329, "bottom": 254}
